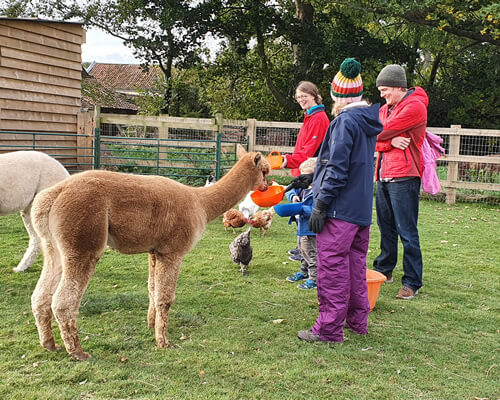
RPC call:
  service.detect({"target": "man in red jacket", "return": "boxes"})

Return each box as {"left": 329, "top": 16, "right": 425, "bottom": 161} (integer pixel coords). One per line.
{"left": 373, "top": 64, "right": 428, "bottom": 300}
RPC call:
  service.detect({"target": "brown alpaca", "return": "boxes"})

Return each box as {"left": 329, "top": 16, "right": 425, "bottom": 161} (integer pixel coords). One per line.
{"left": 30, "top": 145, "right": 270, "bottom": 360}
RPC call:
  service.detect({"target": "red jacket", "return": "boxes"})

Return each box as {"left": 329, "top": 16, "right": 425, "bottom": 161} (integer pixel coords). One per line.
{"left": 285, "top": 105, "right": 330, "bottom": 176}
{"left": 375, "top": 87, "right": 428, "bottom": 180}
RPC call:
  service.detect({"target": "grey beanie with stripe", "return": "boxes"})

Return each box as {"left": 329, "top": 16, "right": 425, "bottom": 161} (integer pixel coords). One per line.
{"left": 376, "top": 64, "right": 407, "bottom": 88}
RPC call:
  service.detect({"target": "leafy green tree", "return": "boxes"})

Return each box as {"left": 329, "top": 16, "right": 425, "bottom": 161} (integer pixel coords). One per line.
{"left": 0, "top": 0, "right": 37, "bottom": 17}
{"left": 36, "top": 0, "right": 211, "bottom": 114}
{"left": 18, "top": 0, "right": 500, "bottom": 128}
{"left": 327, "top": 0, "right": 499, "bottom": 46}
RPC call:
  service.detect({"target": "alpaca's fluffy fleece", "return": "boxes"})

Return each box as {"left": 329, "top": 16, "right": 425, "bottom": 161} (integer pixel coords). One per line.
{"left": 0, "top": 151, "right": 69, "bottom": 272}
{"left": 30, "top": 145, "right": 270, "bottom": 360}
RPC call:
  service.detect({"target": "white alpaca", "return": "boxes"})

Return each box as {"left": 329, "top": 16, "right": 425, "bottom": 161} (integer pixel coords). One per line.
{"left": 0, "top": 151, "right": 69, "bottom": 272}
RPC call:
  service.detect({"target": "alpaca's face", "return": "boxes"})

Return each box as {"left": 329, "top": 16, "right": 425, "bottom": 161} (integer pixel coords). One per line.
{"left": 237, "top": 144, "right": 270, "bottom": 192}
{"left": 254, "top": 156, "right": 270, "bottom": 192}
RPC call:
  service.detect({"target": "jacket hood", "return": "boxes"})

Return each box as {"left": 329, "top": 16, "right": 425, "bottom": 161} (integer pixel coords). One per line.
{"left": 401, "top": 86, "right": 429, "bottom": 108}
{"left": 339, "top": 103, "right": 381, "bottom": 138}
{"left": 305, "top": 104, "right": 326, "bottom": 117}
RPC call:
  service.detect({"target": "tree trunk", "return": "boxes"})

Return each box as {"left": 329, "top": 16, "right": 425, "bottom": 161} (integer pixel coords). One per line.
{"left": 293, "top": 0, "right": 314, "bottom": 75}
{"left": 254, "top": 18, "right": 296, "bottom": 110}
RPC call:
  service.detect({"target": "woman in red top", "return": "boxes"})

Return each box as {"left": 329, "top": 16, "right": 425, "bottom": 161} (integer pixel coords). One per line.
{"left": 280, "top": 81, "right": 330, "bottom": 177}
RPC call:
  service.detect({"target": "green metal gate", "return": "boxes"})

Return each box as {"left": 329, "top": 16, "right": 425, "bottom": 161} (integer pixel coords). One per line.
{"left": 0, "top": 130, "right": 246, "bottom": 186}
{"left": 94, "top": 129, "right": 245, "bottom": 186}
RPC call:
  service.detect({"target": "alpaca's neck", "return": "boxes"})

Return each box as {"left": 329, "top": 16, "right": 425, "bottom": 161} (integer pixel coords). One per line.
{"left": 197, "top": 161, "right": 257, "bottom": 221}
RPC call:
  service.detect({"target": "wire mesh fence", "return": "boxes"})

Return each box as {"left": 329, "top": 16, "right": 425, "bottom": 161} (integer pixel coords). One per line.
{"left": 428, "top": 127, "right": 500, "bottom": 205}
{"left": 256, "top": 126, "right": 300, "bottom": 147}
{"left": 1, "top": 121, "right": 499, "bottom": 205}
{"left": 95, "top": 131, "right": 242, "bottom": 186}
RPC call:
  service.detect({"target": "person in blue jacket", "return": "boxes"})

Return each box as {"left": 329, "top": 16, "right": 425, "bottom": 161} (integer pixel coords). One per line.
{"left": 297, "top": 58, "right": 383, "bottom": 343}
{"left": 285, "top": 158, "right": 318, "bottom": 290}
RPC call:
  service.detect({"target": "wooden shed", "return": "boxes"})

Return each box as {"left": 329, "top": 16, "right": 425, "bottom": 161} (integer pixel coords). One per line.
{"left": 0, "top": 17, "right": 92, "bottom": 167}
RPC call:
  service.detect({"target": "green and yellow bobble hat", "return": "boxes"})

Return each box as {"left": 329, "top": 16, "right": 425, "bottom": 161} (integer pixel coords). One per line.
{"left": 330, "top": 58, "right": 363, "bottom": 103}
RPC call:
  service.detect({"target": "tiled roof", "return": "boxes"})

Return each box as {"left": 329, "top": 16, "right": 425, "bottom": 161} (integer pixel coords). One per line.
{"left": 87, "top": 63, "right": 161, "bottom": 91}
{"left": 81, "top": 71, "right": 138, "bottom": 112}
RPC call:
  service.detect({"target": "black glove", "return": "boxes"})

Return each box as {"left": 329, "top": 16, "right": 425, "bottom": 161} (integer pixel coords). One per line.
{"left": 285, "top": 173, "right": 314, "bottom": 192}
{"left": 309, "top": 200, "right": 329, "bottom": 234}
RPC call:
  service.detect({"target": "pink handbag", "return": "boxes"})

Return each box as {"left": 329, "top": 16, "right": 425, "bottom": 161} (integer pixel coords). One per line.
{"left": 421, "top": 131, "right": 445, "bottom": 194}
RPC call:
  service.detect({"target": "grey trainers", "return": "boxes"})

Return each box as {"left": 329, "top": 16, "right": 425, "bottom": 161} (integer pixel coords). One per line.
{"left": 396, "top": 286, "right": 418, "bottom": 299}
{"left": 297, "top": 329, "right": 321, "bottom": 342}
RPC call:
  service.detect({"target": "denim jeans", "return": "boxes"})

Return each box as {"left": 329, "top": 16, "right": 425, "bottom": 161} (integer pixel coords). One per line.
{"left": 373, "top": 178, "right": 423, "bottom": 290}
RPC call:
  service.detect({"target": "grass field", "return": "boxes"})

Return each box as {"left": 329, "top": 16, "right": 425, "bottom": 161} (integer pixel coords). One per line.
{"left": 0, "top": 199, "right": 498, "bottom": 400}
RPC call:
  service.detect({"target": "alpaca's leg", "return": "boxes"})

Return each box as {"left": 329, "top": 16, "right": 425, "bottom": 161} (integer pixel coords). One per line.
{"left": 147, "top": 252, "right": 156, "bottom": 328}
{"left": 31, "top": 239, "right": 62, "bottom": 351}
{"left": 153, "top": 253, "right": 182, "bottom": 348}
{"left": 14, "top": 208, "right": 41, "bottom": 272}
{"left": 52, "top": 255, "right": 98, "bottom": 360}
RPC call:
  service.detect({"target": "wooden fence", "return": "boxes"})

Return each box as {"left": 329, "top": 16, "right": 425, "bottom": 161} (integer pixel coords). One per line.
{"left": 1, "top": 111, "right": 499, "bottom": 205}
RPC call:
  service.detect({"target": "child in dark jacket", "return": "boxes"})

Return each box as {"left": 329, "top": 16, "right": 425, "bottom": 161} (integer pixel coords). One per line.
{"left": 285, "top": 158, "right": 317, "bottom": 290}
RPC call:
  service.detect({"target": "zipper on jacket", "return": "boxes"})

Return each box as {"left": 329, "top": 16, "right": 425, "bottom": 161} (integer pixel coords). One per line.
{"left": 319, "top": 168, "right": 327, "bottom": 187}
{"left": 380, "top": 153, "right": 385, "bottom": 179}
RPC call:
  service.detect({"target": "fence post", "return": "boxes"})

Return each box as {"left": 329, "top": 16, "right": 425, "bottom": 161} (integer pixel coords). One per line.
{"left": 215, "top": 112, "right": 223, "bottom": 137}
{"left": 159, "top": 122, "right": 168, "bottom": 139}
{"left": 94, "top": 106, "right": 101, "bottom": 132}
{"left": 215, "top": 133, "right": 222, "bottom": 180}
{"left": 77, "top": 111, "right": 94, "bottom": 171}
{"left": 446, "top": 125, "right": 461, "bottom": 205}
{"left": 247, "top": 118, "right": 256, "bottom": 151}
{"left": 94, "top": 128, "right": 101, "bottom": 170}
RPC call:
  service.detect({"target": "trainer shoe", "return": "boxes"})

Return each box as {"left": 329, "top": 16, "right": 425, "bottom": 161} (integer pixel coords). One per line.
{"left": 297, "top": 329, "right": 321, "bottom": 342}
{"left": 396, "top": 286, "right": 418, "bottom": 299}
{"left": 298, "top": 279, "right": 317, "bottom": 290}
{"left": 288, "top": 254, "right": 303, "bottom": 262}
{"left": 385, "top": 273, "right": 393, "bottom": 284}
{"left": 286, "top": 271, "right": 308, "bottom": 282}
{"left": 288, "top": 247, "right": 300, "bottom": 256}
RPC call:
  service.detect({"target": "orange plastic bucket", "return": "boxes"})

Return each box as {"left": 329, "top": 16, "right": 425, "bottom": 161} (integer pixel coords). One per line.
{"left": 366, "top": 269, "right": 387, "bottom": 311}
{"left": 266, "top": 151, "right": 284, "bottom": 170}
{"left": 250, "top": 185, "right": 285, "bottom": 207}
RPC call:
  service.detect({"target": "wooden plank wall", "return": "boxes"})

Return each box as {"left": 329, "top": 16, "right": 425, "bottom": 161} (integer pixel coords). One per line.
{"left": 0, "top": 19, "right": 86, "bottom": 161}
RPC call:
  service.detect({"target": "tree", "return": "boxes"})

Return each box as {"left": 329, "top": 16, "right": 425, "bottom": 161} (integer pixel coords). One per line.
{"left": 203, "top": 0, "right": 414, "bottom": 119}
{"left": 36, "top": 0, "right": 212, "bottom": 114}
{"left": 17, "top": 0, "right": 500, "bottom": 127}
{"left": 328, "top": 0, "right": 500, "bottom": 46}
{"left": 0, "top": 0, "right": 37, "bottom": 17}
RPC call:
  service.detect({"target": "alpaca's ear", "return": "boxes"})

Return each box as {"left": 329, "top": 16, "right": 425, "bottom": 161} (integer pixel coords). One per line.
{"left": 236, "top": 144, "right": 247, "bottom": 160}
{"left": 254, "top": 153, "right": 270, "bottom": 174}
{"left": 253, "top": 152, "right": 261, "bottom": 166}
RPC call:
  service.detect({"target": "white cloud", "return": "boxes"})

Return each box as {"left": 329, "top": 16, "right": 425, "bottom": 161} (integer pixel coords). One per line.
{"left": 82, "top": 28, "right": 143, "bottom": 64}
{"left": 82, "top": 28, "right": 222, "bottom": 64}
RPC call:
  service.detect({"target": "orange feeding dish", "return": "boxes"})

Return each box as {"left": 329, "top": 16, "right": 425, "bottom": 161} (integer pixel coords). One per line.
{"left": 266, "top": 151, "right": 284, "bottom": 170}
{"left": 251, "top": 186, "right": 285, "bottom": 207}
{"left": 366, "top": 269, "right": 387, "bottom": 311}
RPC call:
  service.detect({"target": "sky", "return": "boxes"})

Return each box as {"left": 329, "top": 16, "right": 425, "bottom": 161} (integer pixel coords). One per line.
{"left": 81, "top": 28, "right": 222, "bottom": 64}
{"left": 81, "top": 28, "right": 142, "bottom": 64}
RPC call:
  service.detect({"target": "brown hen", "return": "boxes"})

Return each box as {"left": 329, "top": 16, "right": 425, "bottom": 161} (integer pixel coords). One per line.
{"left": 223, "top": 208, "right": 248, "bottom": 233}
{"left": 249, "top": 208, "right": 275, "bottom": 236}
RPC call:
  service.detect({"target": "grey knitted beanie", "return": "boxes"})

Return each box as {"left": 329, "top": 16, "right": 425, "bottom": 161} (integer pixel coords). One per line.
{"left": 376, "top": 64, "right": 407, "bottom": 88}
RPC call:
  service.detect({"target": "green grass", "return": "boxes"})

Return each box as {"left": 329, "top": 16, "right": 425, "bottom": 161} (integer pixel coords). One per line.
{"left": 0, "top": 200, "right": 498, "bottom": 399}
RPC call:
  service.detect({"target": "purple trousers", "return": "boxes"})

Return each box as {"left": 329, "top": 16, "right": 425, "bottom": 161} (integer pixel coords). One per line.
{"left": 312, "top": 218, "right": 370, "bottom": 342}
